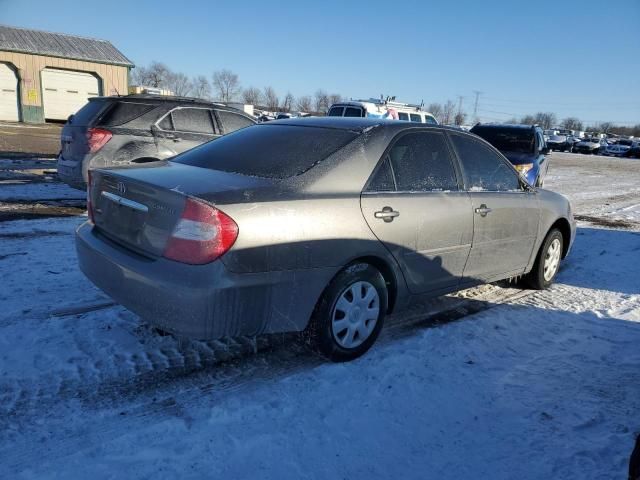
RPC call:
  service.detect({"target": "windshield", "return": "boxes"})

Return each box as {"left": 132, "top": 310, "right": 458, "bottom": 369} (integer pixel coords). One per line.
{"left": 471, "top": 126, "right": 535, "bottom": 153}
{"left": 172, "top": 124, "right": 359, "bottom": 178}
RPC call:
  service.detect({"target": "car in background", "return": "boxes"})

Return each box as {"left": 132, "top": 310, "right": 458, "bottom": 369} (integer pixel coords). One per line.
{"left": 573, "top": 137, "right": 607, "bottom": 154}
{"left": 604, "top": 139, "right": 633, "bottom": 157}
{"left": 469, "top": 123, "right": 549, "bottom": 186}
{"left": 625, "top": 141, "right": 640, "bottom": 158}
{"left": 76, "top": 118, "right": 575, "bottom": 361}
{"left": 57, "top": 94, "right": 256, "bottom": 190}
{"left": 546, "top": 134, "right": 572, "bottom": 152}
{"left": 328, "top": 98, "right": 438, "bottom": 124}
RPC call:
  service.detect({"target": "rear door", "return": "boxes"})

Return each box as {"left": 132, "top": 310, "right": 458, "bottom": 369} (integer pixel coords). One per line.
{"left": 154, "top": 107, "right": 219, "bottom": 155}
{"left": 361, "top": 130, "right": 473, "bottom": 294}
{"left": 448, "top": 132, "right": 539, "bottom": 281}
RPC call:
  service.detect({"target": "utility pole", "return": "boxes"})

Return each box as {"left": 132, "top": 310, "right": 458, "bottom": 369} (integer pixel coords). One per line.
{"left": 456, "top": 95, "right": 464, "bottom": 115}
{"left": 472, "top": 90, "right": 482, "bottom": 118}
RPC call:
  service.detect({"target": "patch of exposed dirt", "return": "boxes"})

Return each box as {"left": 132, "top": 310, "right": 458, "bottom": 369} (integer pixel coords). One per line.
{"left": 573, "top": 214, "right": 637, "bottom": 229}
{"left": 0, "top": 201, "right": 85, "bottom": 222}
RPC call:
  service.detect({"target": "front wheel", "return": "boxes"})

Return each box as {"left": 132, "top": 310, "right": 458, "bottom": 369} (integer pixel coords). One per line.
{"left": 524, "top": 229, "right": 563, "bottom": 290}
{"left": 305, "top": 263, "right": 388, "bottom": 362}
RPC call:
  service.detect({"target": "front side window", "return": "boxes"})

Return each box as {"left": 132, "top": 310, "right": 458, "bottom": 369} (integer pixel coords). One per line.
{"left": 450, "top": 133, "right": 520, "bottom": 192}
{"left": 217, "top": 109, "right": 253, "bottom": 133}
{"left": 424, "top": 115, "right": 438, "bottom": 125}
{"left": 385, "top": 131, "right": 458, "bottom": 192}
{"left": 171, "top": 108, "right": 215, "bottom": 134}
{"left": 327, "top": 106, "right": 344, "bottom": 116}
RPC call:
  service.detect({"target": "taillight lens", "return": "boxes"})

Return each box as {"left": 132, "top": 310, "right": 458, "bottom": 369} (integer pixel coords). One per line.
{"left": 87, "top": 170, "right": 94, "bottom": 223}
{"left": 86, "top": 128, "right": 112, "bottom": 153}
{"left": 163, "top": 198, "right": 238, "bottom": 265}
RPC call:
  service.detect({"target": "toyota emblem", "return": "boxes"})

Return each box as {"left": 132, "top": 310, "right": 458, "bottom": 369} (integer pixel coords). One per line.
{"left": 116, "top": 182, "right": 126, "bottom": 194}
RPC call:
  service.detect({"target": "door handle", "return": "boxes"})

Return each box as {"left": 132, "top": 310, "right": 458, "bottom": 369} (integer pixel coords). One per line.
{"left": 374, "top": 206, "right": 400, "bottom": 222}
{"left": 474, "top": 204, "right": 492, "bottom": 217}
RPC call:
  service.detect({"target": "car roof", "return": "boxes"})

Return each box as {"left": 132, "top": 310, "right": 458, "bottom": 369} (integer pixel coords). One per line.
{"left": 89, "top": 94, "right": 239, "bottom": 110}
{"left": 265, "top": 116, "right": 458, "bottom": 133}
{"left": 473, "top": 123, "right": 539, "bottom": 131}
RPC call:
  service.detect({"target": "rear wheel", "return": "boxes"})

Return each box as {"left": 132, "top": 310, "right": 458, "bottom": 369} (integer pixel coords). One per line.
{"left": 306, "top": 263, "right": 387, "bottom": 362}
{"left": 524, "top": 229, "right": 563, "bottom": 290}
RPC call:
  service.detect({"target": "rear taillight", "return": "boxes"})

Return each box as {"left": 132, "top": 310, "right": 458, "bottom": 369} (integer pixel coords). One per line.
{"left": 86, "top": 128, "right": 112, "bottom": 153}
{"left": 87, "top": 170, "right": 94, "bottom": 223}
{"left": 163, "top": 198, "right": 238, "bottom": 265}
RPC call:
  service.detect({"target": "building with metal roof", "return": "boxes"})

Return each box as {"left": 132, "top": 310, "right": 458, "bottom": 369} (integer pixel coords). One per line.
{"left": 0, "top": 25, "right": 134, "bottom": 123}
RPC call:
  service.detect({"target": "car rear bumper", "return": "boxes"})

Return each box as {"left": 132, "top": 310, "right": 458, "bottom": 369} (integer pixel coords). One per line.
{"left": 57, "top": 154, "right": 87, "bottom": 190}
{"left": 76, "top": 221, "right": 334, "bottom": 339}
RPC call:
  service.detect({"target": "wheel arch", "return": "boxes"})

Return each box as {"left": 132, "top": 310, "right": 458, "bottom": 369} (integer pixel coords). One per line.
{"left": 549, "top": 217, "right": 572, "bottom": 258}
{"left": 343, "top": 255, "right": 399, "bottom": 314}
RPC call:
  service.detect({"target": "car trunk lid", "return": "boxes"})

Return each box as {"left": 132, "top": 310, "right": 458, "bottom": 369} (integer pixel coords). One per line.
{"left": 90, "top": 162, "right": 273, "bottom": 258}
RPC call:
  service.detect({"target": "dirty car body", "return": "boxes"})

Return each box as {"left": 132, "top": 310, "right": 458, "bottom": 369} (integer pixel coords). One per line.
{"left": 57, "top": 94, "right": 256, "bottom": 190}
{"left": 76, "top": 118, "right": 575, "bottom": 357}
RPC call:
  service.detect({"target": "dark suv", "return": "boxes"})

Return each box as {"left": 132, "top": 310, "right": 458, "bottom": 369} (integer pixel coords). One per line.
{"left": 57, "top": 95, "right": 256, "bottom": 189}
{"left": 470, "top": 123, "right": 549, "bottom": 187}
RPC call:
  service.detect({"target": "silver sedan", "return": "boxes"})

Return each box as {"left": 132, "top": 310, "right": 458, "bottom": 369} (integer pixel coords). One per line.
{"left": 76, "top": 118, "right": 576, "bottom": 361}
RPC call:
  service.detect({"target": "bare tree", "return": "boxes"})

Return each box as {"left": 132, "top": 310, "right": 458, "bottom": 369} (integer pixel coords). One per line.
{"left": 132, "top": 61, "right": 170, "bottom": 88}
{"left": 561, "top": 117, "right": 583, "bottom": 131}
{"left": 212, "top": 69, "right": 241, "bottom": 102}
{"left": 454, "top": 112, "right": 467, "bottom": 126}
{"left": 534, "top": 112, "right": 557, "bottom": 130}
{"left": 263, "top": 86, "right": 279, "bottom": 112}
{"left": 242, "top": 86, "right": 262, "bottom": 106}
{"left": 521, "top": 115, "right": 536, "bottom": 125}
{"left": 282, "top": 92, "right": 295, "bottom": 112}
{"left": 191, "top": 75, "right": 211, "bottom": 100}
{"left": 427, "top": 103, "right": 443, "bottom": 123}
{"left": 165, "top": 72, "right": 192, "bottom": 97}
{"left": 296, "top": 95, "right": 313, "bottom": 113}
{"left": 442, "top": 100, "right": 456, "bottom": 125}
{"left": 314, "top": 89, "right": 329, "bottom": 114}
{"left": 598, "top": 122, "right": 614, "bottom": 134}
{"left": 328, "top": 93, "right": 342, "bottom": 106}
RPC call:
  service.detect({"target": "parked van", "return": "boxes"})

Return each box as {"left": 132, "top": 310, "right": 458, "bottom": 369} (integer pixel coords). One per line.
{"left": 327, "top": 98, "right": 438, "bottom": 124}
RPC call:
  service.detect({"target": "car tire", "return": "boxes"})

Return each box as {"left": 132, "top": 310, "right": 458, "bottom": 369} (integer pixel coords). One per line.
{"left": 305, "top": 263, "right": 388, "bottom": 362}
{"left": 524, "top": 229, "right": 563, "bottom": 290}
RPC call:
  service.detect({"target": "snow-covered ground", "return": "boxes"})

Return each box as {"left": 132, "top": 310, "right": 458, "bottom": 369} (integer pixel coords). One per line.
{"left": 0, "top": 152, "right": 638, "bottom": 479}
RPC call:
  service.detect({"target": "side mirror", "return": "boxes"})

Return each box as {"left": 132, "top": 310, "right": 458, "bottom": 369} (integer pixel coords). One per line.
{"left": 67, "top": 114, "right": 75, "bottom": 124}
{"left": 541, "top": 146, "right": 550, "bottom": 154}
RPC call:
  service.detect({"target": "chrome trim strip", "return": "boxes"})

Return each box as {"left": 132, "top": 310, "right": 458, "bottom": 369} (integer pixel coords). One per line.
{"left": 101, "top": 191, "right": 149, "bottom": 212}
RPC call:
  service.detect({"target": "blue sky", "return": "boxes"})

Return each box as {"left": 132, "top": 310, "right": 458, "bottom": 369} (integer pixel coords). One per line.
{"left": 1, "top": 0, "right": 639, "bottom": 125}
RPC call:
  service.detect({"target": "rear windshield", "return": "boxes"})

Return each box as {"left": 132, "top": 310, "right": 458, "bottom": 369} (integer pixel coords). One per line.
{"left": 471, "top": 126, "right": 535, "bottom": 153}
{"left": 69, "top": 99, "right": 107, "bottom": 125}
{"left": 172, "top": 124, "right": 359, "bottom": 179}
{"left": 98, "top": 101, "right": 155, "bottom": 126}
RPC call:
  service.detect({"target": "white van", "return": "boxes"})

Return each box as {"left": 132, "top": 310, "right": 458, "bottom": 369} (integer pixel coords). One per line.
{"left": 327, "top": 98, "right": 438, "bottom": 125}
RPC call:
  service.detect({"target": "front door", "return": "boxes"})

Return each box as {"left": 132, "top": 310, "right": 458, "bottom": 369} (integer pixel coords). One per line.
{"left": 361, "top": 130, "right": 473, "bottom": 294}
{"left": 448, "top": 132, "right": 540, "bottom": 281}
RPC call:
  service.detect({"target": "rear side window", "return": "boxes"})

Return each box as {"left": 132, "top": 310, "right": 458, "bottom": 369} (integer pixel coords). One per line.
{"left": 387, "top": 132, "right": 458, "bottom": 192}
{"left": 366, "top": 157, "right": 395, "bottom": 192}
{"left": 344, "top": 107, "right": 363, "bottom": 117}
{"left": 398, "top": 112, "right": 409, "bottom": 121}
{"left": 98, "top": 102, "right": 155, "bottom": 126}
{"left": 173, "top": 124, "right": 358, "bottom": 179}
{"left": 450, "top": 133, "right": 520, "bottom": 191}
{"left": 69, "top": 100, "right": 106, "bottom": 125}
{"left": 216, "top": 110, "right": 254, "bottom": 133}
{"left": 410, "top": 114, "right": 422, "bottom": 123}
{"left": 171, "top": 108, "right": 215, "bottom": 134}
{"left": 328, "top": 106, "right": 344, "bottom": 116}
